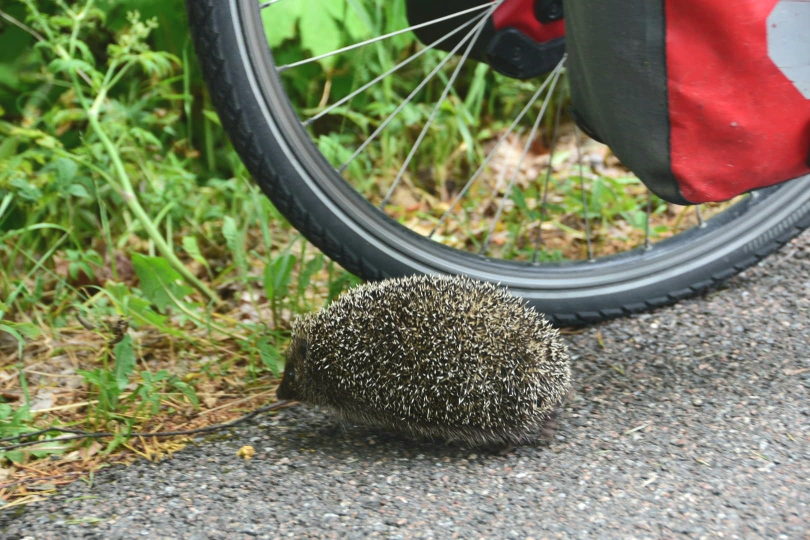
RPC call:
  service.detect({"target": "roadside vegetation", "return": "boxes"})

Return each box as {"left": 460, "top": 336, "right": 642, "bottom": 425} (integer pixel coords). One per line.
{"left": 0, "top": 0, "right": 710, "bottom": 507}
{"left": 0, "top": 0, "right": 367, "bottom": 506}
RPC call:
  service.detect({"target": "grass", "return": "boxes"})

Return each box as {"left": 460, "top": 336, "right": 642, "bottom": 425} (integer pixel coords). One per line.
{"left": 268, "top": 0, "right": 715, "bottom": 262}
{"left": 0, "top": 0, "right": 728, "bottom": 506}
{"left": 0, "top": 0, "right": 363, "bottom": 506}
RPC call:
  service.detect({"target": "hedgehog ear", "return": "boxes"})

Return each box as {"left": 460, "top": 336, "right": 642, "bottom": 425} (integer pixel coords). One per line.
{"left": 291, "top": 314, "right": 310, "bottom": 334}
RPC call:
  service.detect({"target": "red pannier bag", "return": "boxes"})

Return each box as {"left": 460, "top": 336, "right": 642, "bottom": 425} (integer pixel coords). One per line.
{"left": 565, "top": 0, "right": 810, "bottom": 204}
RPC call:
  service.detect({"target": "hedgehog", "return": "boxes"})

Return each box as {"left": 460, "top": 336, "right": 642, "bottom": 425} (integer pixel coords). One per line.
{"left": 275, "top": 275, "right": 571, "bottom": 448}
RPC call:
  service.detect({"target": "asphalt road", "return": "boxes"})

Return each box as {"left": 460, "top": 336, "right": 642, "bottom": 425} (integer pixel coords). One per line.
{"left": 3, "top": 232, "right": 809, "bottom": 539}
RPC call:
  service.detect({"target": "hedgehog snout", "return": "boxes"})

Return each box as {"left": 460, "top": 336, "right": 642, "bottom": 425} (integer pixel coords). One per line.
{"left": 275, "top": 363, "right": 298, "bottom": 400}
{"left": 276, "top": 337, "right": 307, "bottom": 401}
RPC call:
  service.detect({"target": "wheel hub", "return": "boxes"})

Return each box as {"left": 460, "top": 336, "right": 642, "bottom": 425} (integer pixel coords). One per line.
{"left": 407, "top": 0, "right": 566, "bottom": 79}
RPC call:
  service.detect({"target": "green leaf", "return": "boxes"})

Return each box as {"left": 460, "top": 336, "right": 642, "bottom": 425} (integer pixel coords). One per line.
{"left": 182, "top": 236, "right": 210, "bottom": 271}
{"left": 73, "top": 40, "right": 96, "bottom": 66}
{"left": 0, "top": 324, "right": 24, "bottom": 351}
{"left": 0, "top": 403, "right": 12, "bottom": 421}
{"left": 30, "top": 438, "right": 69, "bottom": 459}
{"left": 264, "top": 0, "right": 367, "bottom": 68}
{"left": 104, "top": 434, "right": 128, "bottom": 455}
{"left": 67, "top": 183, "right": 91, "bottom": 198}
{"left": 4, "top": 450, "right": 26, "bottom": 464}
{"left": 35, "top": 134, "right": 60, "bottom": 149}
{"left": 0, "top": 65, "right": 18, "bottom": 93}
{"left": 144, "top": 370, "right": 170, "bottom": 385}
{"left": 299, "top": 8, "right": 341, "bottom": 67}
{"left": 133, "top": 51, "right": 179, "bottom": 78}
{"left": 222, "top": 216, "right": 245, "bottom": 269}
{"left": 51, "top": 157, "right": 78, "bottom": 184}
{"left": 222, "top": 216, "right": 240, "bottom": 254}
{"left": 47, "top": 58, "right": 97, "bottom": 78}
{"left": 0, "top": 135, "right": 17, "bottom": 160}
{"left": 9, "top": 178, "right": 42, "bottom": 201}
{"left": 298, "top": 253, "right": 324, "bottom": 296}
{"left": 1, "top": 322, "right": 41, "bottom": 340}
{"left": 77, "top": 369, "right": 106, "bottom": 389}
{"left": 612, "top": 176, "right": 642, "bottom": 185}
{"left": 621, "top": 210, "right": 647, "bottom": 231}
{"left": 49, "top": 16, "right": 74, "bottom": 29}
{"left": 78, "top": 367, "right": 121, "bottom": 414}
{"left": 52, "top": 108, "right": 87, "bottom": 126}
{"left": 257, "top": 337, "right": 282, "bottom": 376}
{"left": 264, "top": 253, "right": 297, "bottom": 302}
{"left": 202, "top": 109, "right": 221, "bottom": 127}
{"left": 130, "top": 254, "right": 194, "bottom": 312}
{"left": 262, "top": 2, "right": 301, "bottom": 48}
{"left": 105, "top": 282, "right": 182, "bottom": 336}
{"left": 0, "top": 403, "right": 31, "bottom": 438}
{"left": 129, "top": 127, "right": 163, "bottom": 149}
{"left": 171, "top": 380, "right": 199, "bottom": 409}
{"left": 113, "top": 335, "right": 136, "bottom": 391}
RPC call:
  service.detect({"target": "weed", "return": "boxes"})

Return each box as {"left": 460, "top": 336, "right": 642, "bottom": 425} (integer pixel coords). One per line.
{"left": 0, "top": 0, "right": 358, "bottom": 503}
{"left": 0, "top": 0, "right": 720, "bottom": 505}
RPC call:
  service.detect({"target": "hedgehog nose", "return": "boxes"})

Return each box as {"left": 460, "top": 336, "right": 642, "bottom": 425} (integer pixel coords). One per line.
{"left": 276, "top": 377, "right": 298, "bottom": 401}
{"left": 276, "top": 384, "right": 291, "bottom": 400}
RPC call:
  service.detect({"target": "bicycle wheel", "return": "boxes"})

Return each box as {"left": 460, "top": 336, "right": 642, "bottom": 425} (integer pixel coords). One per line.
{"left": 187, "top": 0, "right": 810, "bottom": 325}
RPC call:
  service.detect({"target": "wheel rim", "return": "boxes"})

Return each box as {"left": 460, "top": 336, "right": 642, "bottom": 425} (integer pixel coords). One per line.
{"left": 235, "top": 0, "right": 810, "bottom": 301}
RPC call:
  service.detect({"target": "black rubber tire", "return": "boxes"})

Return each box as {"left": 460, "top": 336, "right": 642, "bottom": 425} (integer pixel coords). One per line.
{"left": 187, "top": 0, "right": 810, "bottom": 326}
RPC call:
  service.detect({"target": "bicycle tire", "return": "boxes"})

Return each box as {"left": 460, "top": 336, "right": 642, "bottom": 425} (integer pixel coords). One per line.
{"left": 186, "top": 0, "right": 810, "bottom": 326}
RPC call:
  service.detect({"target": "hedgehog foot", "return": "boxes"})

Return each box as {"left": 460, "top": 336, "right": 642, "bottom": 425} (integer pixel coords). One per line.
{"left": 540, "top": 406, "right": 562, "bottom": 440}
{"left": 493, "top": 443, "right": 516, "bottom": 456}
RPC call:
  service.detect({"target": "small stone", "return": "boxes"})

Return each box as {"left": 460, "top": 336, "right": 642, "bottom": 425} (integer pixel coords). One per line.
{"left": 237, "top": 446, "right": 256, "bottom": 460}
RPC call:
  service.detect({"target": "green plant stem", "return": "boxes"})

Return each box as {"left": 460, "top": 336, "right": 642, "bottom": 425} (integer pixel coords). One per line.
{"left": 91, "top": 175, "right": 117, "bottom": 279}
{"left": 156, "top": 275, "right": 244, "bottom": 340}
{"left": 16, "top": 1, "right": 95, "bottom": 88}
{"left": 67, "top": 0, "right": 93, "bottom": 58}
{"left": 105, "top": 62, "right": 134, "bottom": 91}
{"left": 85, "top": 108, "right": 219, "bottom": 304}
{"left": 16, "top": 1, "right": 217, "bottom": 301}
{"left": 0, "top": 232, "right": 69, "bottom": 323}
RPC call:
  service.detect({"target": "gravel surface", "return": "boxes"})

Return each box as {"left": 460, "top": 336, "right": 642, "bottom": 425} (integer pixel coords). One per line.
{"left": 3, "top": 232, "right": 810, "bottom": 539}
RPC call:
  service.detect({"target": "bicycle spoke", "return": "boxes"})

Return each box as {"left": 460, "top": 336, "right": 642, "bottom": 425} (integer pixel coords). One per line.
{"left": 338, "top": 9, "right": 492, "bottom": 174}
{"left": 429, "top": 57, "right": 567, "bottom": 238}
{"left": 532, "top": 79, "right": 566, "bottom": 263}
{"left": 574, "top": 125, "right": 594, "bottom": 260}
{"left": 276, "top": 3, "right": 493, "bottom": 72}
{"left": 240, "top": 0, "right": 808, "bottom": 321}
{"left": 486, "top": 145, "right": 516, "bottom": 242}
{"left": 480, "top": 67, "right": 564, "bottom": 255}
{"left": 380, "top": 3, "right": 498, "bottom": 208}
{"left": 304, "top": 15, "right": 482, "bottom": 127}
